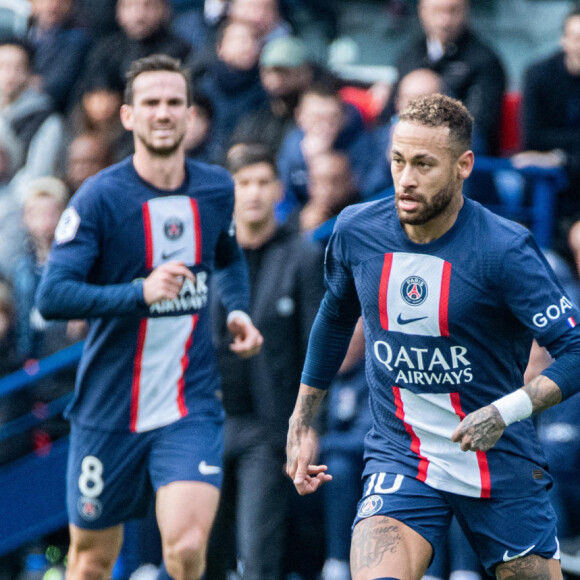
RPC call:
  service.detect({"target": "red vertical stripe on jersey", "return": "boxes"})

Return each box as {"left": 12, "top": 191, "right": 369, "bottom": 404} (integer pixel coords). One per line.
{"left": 176, "top": 315, "right": 198, "bottom": 416}
{"left": 449, "top": 392, "right": 491, "bottom": 498}
{"left": 379, "top": 253, "right": 393, "bottom": 330}
{"left": 142, "top": 203, "right": 153, "bottom": 270}
{"left": 190, "top": 198, "right": 202, "bottom": 265}
{"left": 393, "top": 386, "right": 429, "bottom": 482}
{"left": 130, "top": 319, "right": 148, "bottom": 432}
{"left": 438, "top": 261, "right": 451, "bottom": 337}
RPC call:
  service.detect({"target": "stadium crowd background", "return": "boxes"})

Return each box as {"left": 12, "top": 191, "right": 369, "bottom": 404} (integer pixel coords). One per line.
{"left": 0, "top": 0, "right": 579, "bottom": 579}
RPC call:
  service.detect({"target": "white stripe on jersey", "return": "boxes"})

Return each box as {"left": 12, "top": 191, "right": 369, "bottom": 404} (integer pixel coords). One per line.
{"left": 132, "top": 315, "right": 196, "bottom": 432}
{"left": 396, "top": 387, "right": 490, "bottom": 498}
{"left": 384, "top": 253, "right": 450, "bottom": 337}
{"left": 147, "top": 196, "right": 199, "bottom": 267}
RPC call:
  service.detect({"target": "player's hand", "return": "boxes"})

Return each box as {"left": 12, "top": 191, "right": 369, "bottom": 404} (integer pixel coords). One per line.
{"left": 286, "top": 426, "right": 332, "bottom": 495}
{"left": 142, "top": 261, "right": 194, "bottom": 305}
{"left": 227, "top": 314, "right": 263, "bottom": 358}
{"left": 451, "top": 404, "right": 506, "bottom": 452}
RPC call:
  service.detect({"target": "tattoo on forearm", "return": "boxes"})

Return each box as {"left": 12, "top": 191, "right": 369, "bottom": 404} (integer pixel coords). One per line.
{"left": 350, "top": 517, "right": 401, "bottom": 575}
{"left": 524, "top": 376, "right": 562, "bottom": 413}
{"left": 496, "top": 554, "right": 551, "bottom": 580}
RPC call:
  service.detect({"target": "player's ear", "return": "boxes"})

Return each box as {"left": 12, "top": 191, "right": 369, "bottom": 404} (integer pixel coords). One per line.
{"left": 120, "top": 104, "right": 134, "bottom": 131}
{"left": 457, "top": 150, "right": 474, "bottom": 180}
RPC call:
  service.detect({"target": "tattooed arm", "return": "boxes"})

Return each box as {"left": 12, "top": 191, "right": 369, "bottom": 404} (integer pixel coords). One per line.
{"left": 286, "top": 384, "right": 332, "bottom": 495}
{"left": 451, "top": 376, "right": 562, "bottom": 452}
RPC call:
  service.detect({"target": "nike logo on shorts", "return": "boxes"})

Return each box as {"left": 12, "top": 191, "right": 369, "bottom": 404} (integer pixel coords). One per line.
{"left": 198, "top": 461, "right": 221, "bottom": 475}
{"left": 503, "top": 545, "right": 536, "bottom": 562}
{"left": 396, "top": 314, "right": 428, "bottom": 325}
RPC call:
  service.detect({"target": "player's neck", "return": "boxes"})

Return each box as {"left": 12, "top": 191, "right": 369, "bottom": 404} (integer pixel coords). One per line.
{"left": 132, "top": 149, "right": 187, "bottom": 190}
{"left": 236, "top": 218, "right": 277, "bottom": 249}
{"left": 403, "top": 194, "right": 464, "bottom": 244}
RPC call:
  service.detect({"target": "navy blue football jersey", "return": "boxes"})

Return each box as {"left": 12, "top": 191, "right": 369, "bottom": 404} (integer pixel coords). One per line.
{"left": 304, "top": 196, "right": 580, "bottom": 498}
{"left": 46, "top": 157, "right": 243, "bottom": 432}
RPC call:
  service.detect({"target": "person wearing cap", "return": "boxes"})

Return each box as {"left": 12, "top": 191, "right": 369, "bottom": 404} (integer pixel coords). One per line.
{"left": 232, "top": 35, "right": 336, "bottom": 155}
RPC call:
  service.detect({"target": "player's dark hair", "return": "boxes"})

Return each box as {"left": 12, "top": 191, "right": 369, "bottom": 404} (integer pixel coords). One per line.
{"left": 124, "top": 54, "right": 192, "bottom": 105}
{"left": 0, "top": 37, "right": 34, "bottom": 69}
{"left": 398, "top": 93, "right": 473, "bottom": 156}
{"left": 226, "top": 142, "right": 279, "bottom": 177}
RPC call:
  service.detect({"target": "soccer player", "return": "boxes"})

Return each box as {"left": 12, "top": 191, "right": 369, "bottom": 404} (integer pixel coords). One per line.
{"left": 36, "top": 54, "right": 263, "bottom": 580}
{"left": 286, "top": 93, "right": 580, "bottom": 580}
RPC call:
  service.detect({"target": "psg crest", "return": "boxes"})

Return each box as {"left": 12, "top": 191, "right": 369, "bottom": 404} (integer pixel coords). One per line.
{"left": 357, "top": 494, "right": 383, "bottom": 518}
{"left": 164, "top": 217, "right": 184, "bottom": 240}
{"left": 78, "top": 496, "right": 102, "bottom": 521}
{"left": 401, "top": 276, "right": 428, "bottom": 306}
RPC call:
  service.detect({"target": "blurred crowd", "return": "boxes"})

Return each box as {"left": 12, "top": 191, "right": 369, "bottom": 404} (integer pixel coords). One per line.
{"left": 0, "top": 0, "right": 579, "bottom": 579}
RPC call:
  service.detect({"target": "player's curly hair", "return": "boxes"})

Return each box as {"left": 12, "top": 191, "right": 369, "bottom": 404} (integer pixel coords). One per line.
{"left": 398, "top": 93, "right": 473, "bottom": 157}
{"left": 124, "top": 54, "right": 192, "bottom": 106}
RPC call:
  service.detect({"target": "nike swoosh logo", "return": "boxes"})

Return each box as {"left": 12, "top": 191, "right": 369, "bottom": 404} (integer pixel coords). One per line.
{"left": 503, "top": 545, "right": 536, "bottom": 562}
{"left": 198, "top": 461, "right": 221, "bottom": 475}
{"left": 161, "top": 248, "right": 185, "bottom": 260}
{"left": 397, "top": 314, "right": 428, "bottom": 325}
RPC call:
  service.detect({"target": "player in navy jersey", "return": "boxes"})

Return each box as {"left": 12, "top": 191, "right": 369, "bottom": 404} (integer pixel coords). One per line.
{"left": 286, "top": 93, "right": 580, "bottom": 580}
{"left": 36, "top": 55, "right": 263, "bottom": 580}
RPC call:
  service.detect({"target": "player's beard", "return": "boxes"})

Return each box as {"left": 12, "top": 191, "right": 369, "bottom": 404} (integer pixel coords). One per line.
{"left": 137, "top": 131, "right": 186, "bottom": 158}
{"left": 396, "top": 177, "right": 458, "bottom": 226}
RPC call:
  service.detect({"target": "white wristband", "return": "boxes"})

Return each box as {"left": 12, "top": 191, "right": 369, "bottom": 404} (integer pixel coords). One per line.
{"left": 226, "top": 310, "right": 252, "bottom": 326}
{"left": 491, "top": 390, "right": 533, "bottom": 426}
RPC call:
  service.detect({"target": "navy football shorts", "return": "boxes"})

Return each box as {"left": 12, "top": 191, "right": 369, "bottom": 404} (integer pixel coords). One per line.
{"left": 67, "top": 413, "right": 223, "bottom": 529}
{"left": 353, "top": 472, "right": 559, "bottom": 575}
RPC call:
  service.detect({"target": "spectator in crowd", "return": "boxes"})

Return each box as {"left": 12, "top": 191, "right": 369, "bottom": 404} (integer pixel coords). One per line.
{"left": 64, "top": 133, "right": 114, "bottom": 195}
{"left": 232, "top": 35, "right": 325, "bottom": 155}
{"left": 189, "top": 0, "right": 291, "bottom": 81}
{"left": 512, "top": 4, "right": 580, "bottom": 263}
{"left": 277, "top": 83, "right": 388, "bottom": 222}
{"left": 198, "top": 20, "right": 267, "bottom": 163}
{"left": 76, "top": 0, "right": 191, "bottom": 97}
{"left": 0, "top": 120, "right": 24, "bottom": 278}
{"left": 207, "top": 142, "right": 324, "bottom": 580}
{"left": 298, "top": 151, "right": 360, "bottom": 235}
{"left": 318, "top": 319, "right": 371, "bottom": 580}
{"left": 0, "top": 38, "right": 65, "bottom": 183}
{"left": 228, "top": 0, "right": 291, "bottom": 45}
{"left": 12, "top": 177, "right": 70, "bottom": 360}
{"left": 389, "top": 0, "right": 505, "bottom": 155}
{"left": 26, "top": 0, "right": 91, "bottom": 112}
{"left": 67, "top": 79, "right": 133, "bottom": 162}
{"left": 184, "top": 91, "right": 214, "bottom": 163}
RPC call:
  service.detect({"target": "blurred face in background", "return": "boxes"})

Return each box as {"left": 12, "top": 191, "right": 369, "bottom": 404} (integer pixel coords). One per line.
{"left": 308, "top": 152, "right": 355, "bottom": 211}
{"left": 218, "top": 22, "right": 261, "bottom": 71}
{"left": 0, "top": 45, "right": 30, "bottom": 104}
{"left": 260, "top": 64, "right": 312, "bottom": 98}
{"left": 67, "top": 135, "right": 111, "bottom": 192}
{"left": 297, "top": 93, "right": 344, "bottom": 141}
{"left": 82, "top": 88, "right": 123, "bottom": 127}
{"left": 117, "top": 0, "right": 167, "bottom": 40}
{"left": 419, "top": 0, "right": 468, "bottom": 46}
{"left": 24, "top": 194, "right": 66, "bottom": 246}
{"left": 395, "top": 69, "right": 443, "bottom": 114}
{"left": 234, "top": 161, "right": 281, "bottom": 229}
{"left": 31, "top": 0, "right": 73, "bottom": 29}
{"left": 229, "top": 0, "right": 279, "bottom": 38}
{"left": 562, "top": 14, "right": 580, "bottom": 74}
